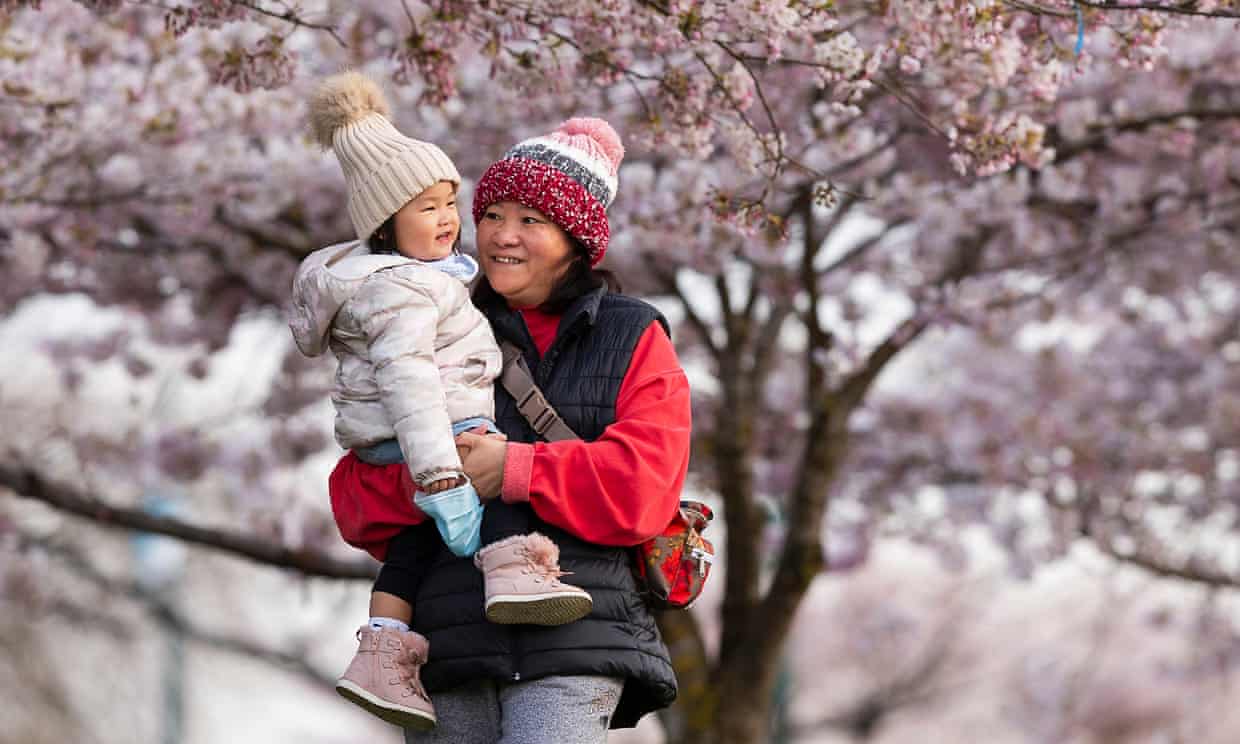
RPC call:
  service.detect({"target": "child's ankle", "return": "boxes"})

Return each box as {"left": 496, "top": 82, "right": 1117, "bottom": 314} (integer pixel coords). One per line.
{"left": 369, "top": 617, "right": 410, "bottom": 632}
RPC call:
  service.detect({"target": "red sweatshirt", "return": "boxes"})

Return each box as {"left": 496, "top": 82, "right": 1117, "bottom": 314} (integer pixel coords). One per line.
{"left": 328, "top": 307, "right": 691, "bottom": 561}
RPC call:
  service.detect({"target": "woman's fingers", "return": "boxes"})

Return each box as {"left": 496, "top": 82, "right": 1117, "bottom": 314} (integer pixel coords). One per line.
{"left": 467, "top": 425, "right": 508, "bottom": 441}
{"left": 456, "top": 433, "right": 506, "bottom": 499}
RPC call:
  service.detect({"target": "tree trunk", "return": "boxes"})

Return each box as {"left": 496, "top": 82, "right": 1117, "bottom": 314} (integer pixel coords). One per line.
{"left": 710, "top": 660, "right": 780, "bottom": 744}
{"left": 656, "top": 611, "right": 717, "bottom": 744}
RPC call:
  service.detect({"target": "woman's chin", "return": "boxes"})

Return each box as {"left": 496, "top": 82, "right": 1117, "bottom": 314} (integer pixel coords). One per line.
{"left": 485, "top": 268, "right": 523, "bottom": 288}
{"left": 488, "top": 281, "right": 538, "bottom": 306}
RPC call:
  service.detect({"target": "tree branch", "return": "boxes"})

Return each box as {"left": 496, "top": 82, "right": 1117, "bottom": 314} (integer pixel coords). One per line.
{"left": 836, "top": 315, "right": 932, "bottom": 412}
{"left": 1052, "top": 106, "right": 1240, "bottom": 161}
{"left": 1079, "top": 0, "right": 1240, "bottom": 19}
{"left": 1064, "top": 496, "right": 1240, "bottom": 589}
{"left": 1093, "top": 538, "right": 1240, "bottom": 589}
{"left": 650, "top": 264, "right": 721, "bottom": 360}
{"left": 33, "top": 534, "right": 339, "bottom": 688}
{"left": 2, "top": 464, "right": 377, "bottom": 580}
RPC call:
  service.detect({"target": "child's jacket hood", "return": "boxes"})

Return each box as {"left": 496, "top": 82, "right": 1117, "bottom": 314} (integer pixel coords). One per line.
{"left": 288, "top": 240, "right": 408, "bottom": 357}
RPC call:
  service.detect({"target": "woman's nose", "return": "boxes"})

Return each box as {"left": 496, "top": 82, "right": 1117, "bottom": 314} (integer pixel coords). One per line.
{"left": 491, "top": 222, "right": 519, "bottom": 246}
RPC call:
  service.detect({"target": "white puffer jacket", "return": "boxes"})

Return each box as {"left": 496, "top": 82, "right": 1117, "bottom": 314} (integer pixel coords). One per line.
{"left": 289, "top": 240, "right": 501, "bottom": 487}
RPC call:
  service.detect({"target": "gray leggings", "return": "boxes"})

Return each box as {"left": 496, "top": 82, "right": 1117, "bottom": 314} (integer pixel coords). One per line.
{"left": 405, "top": 675, "right": 624, "bottom": 744}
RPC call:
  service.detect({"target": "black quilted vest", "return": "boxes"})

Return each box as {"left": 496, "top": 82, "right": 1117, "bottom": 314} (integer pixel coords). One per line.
{"left": 409, "top": 287, "right": 677, "bottom": 729}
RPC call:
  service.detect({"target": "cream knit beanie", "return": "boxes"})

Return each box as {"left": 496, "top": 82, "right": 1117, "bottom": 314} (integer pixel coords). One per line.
{"left": 309, "top": 71, "right": 461, "bottom": 242}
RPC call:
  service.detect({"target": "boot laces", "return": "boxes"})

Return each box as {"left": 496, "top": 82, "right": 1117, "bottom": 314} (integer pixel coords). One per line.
{"left": 522, "top": 548, "right": 572, "bottom": 584}
{"left": 394, "top": 643, "right": 430, "bottom": 701}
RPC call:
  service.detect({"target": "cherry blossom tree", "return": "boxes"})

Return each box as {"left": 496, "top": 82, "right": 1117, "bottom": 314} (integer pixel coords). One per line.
{"left": 2, "top": 1, "right": 1239, "bottom": 742}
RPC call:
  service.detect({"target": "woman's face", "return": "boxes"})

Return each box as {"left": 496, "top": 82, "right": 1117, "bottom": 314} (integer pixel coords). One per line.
{"left": 476, "top": 201, "right": 576, "bottom": 308}
{"left": 392, "top": 181, "right": 460, "bottom": 261}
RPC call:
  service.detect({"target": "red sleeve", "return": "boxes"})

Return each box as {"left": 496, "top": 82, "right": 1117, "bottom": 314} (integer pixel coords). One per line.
{"left": 500, "top": 322, "right": 690, "bottom": 546}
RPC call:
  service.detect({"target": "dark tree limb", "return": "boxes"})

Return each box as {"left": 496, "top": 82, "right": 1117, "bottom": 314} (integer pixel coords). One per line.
{"left": 2, "top": 464, "right": 377, "bottom": 580}
{"left": 1051, "top": 106, "right": 1240, "bottom": 162}
{"left": 31, "top": 533, "right": 339, "bottom": 689}
{"left": 651, "top": 264, "right": 722, "bottom": 361}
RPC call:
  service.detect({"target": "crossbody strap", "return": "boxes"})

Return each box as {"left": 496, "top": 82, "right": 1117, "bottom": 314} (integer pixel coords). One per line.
{"left": 498, "top": 341, "right": 580, "bottom": 442}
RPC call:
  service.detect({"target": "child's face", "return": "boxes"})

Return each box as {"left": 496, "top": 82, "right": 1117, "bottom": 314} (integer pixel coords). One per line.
{"left": 392, "top": 181, "right": 460, "bottom": 261}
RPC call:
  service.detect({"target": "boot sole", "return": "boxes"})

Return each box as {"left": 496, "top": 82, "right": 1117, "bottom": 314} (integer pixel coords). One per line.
{"left": 485, "top": 592, "right": 593, "bottom": 625}
{"left": 335, "top": 679, "right": 437, "bottom": 731}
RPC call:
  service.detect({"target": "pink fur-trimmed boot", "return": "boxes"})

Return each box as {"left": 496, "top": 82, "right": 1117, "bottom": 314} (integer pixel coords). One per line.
{"left": 474, "top": 533, "right": 593, "bottom": 625}
{"left": 335, "top": 626, "right": 436, "bottom": 730}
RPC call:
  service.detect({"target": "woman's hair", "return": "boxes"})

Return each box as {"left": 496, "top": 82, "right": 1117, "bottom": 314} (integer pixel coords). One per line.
{"left": 472, "top": 236, "right": 621, "bottom": 314}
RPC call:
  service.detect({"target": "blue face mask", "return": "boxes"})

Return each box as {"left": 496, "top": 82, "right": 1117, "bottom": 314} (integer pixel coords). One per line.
{"left": 414, "top": 480, "right": 483, "bottom": 557}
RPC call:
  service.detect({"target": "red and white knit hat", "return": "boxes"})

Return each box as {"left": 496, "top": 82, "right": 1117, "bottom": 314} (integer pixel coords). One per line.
{"left": 472, "top": 117, "right": 624, "bottom": 266}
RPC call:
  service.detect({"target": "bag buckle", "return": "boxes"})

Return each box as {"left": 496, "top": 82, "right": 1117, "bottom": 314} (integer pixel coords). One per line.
{"left": 689, "top": 547, "right": 713, "bottom": 577}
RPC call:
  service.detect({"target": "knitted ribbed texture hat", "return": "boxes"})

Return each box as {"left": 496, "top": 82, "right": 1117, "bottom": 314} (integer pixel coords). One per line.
{"left": 309, "top": 71, "right": 461, "bottom": 242}
{"left": 472, "top": 117, "right": 624, "bottom": 266}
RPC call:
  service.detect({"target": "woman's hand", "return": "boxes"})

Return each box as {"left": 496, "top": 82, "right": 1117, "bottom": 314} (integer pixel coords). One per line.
{"left": 455, "top": 431, "right": 508, "bottom": 500}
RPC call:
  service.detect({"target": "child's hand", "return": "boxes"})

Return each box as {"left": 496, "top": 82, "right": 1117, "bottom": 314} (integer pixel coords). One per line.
{"left": 425, "top": 475, "right": 466, "bottom": 494}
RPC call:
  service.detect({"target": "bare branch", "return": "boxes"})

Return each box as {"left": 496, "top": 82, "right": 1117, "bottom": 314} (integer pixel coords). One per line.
{"left": 33, "top": 534, "right": 339, "bottom": 688}
{"left": 650, "top": 264, "right": 721, "bottom": 360}
{"left": 1052, "top": 106, "right": 1240, "bottom": 161}
{"left": 2, "top": 464, "right": 377, "bottom": 580}
{"left": 1063, "top": 497, "right": 1240, "bottom": 590}
{"left": 819, "top": 219, "right": 905, "bottom": 277}
{"left": 1079, "top": 0, "right": 1240, "bottom": 19}
{"left": 1001, "top": 0, "right": 1240, "bottom": 19}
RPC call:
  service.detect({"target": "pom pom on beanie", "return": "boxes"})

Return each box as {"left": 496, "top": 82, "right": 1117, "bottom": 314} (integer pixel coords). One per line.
{"left": 308, "top": 70, "right": 390, "bottom": 150}
{"left": 550, "top": 117, "right": 625, "bottom": 176}
{"left": 308, "top": 71, "right": 461, "bottom": 242}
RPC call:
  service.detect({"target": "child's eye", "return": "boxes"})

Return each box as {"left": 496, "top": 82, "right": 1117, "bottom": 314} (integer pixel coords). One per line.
{"left": 484, "top": 211, "right": 501, "bottom": 220}
{"left": 521, "top": 216, "right": 541, "bottom": 225}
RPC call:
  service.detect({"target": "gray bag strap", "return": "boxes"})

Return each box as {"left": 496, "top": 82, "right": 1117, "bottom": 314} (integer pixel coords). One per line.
{"left": 498, "top": 341, "right": 580, "bottom": 442}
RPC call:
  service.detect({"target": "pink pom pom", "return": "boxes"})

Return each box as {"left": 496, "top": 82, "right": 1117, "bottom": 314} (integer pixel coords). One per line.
{"left": 554, "top": 117, "right": 624, "bottom": 174}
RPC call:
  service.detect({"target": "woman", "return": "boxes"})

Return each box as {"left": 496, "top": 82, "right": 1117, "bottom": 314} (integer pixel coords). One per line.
{"left": 337, "top": 117, "right": 692, "bottom": 742}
